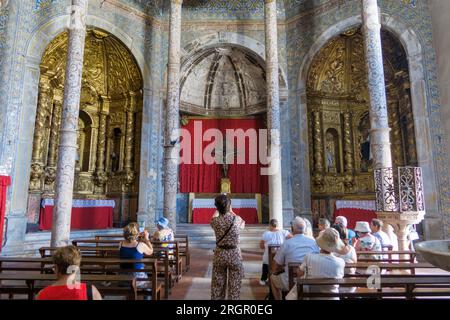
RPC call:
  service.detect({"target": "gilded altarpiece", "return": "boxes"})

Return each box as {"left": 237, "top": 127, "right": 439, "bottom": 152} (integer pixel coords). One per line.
{"left": 27, "top": 29, "right": 143, "bottom": 230}
{"left": 307, "top": 28, "right": 418, "bottom": 221}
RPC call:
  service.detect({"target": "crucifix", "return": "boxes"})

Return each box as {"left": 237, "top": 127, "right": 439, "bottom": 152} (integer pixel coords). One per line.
{"left": 218, "top": 137, "right": 238, "bottom": 194}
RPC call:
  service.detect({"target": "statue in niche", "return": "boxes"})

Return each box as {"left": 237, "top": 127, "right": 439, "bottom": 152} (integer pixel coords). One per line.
{"left": 110, "top": 128, "right": 122, "bottom": 173}
{"left": 325, "top": 132, "right": 337, "bottom": 173}
{"left": 359, "top": 114, "right": 372, "bottom": 172}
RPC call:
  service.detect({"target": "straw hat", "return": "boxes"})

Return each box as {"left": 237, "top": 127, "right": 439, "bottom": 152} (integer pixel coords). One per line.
{"left": 354, "top": 221, "right": 371, "bottom": 233}
{"left": 316, "top": 228, "right": 345, "bottom": 253}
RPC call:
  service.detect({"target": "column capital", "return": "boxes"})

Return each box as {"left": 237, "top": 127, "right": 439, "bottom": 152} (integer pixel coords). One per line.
{"left": 170, "top": 0, "right": 183, "bottom": 5}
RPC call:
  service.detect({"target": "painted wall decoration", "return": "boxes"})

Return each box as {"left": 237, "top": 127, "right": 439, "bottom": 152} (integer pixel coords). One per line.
{"left": 0, "top": 0, "right": 448, "bottom": 254}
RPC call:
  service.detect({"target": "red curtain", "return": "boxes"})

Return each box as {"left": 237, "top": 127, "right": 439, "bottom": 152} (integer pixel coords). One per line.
{"left": 0, "top": 176, "right": 11, "bottom": 252}
{"left": 333, "top": 208, "right": 377, "bottom": 230}
{"left": 179, "top": 118, "right": 268, "bottom": 194}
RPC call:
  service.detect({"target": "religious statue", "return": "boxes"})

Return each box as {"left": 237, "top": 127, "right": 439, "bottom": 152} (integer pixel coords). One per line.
{"left": 325, "top": 133, "right": 336, "bottom": 173}
{"left": 359, "top": 115, "right": 372, "bottom": 172}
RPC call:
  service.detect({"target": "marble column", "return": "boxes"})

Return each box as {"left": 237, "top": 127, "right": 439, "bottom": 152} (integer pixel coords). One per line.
{"left": 264, "top": 0, "right": 283, "bottom": 224}
{"left": 361, "top": 0, "right": 393, "bottom": 169}
{"left": 163, "top": 0, "right": 182, "bottom": 232}
{"left": 51, "top": 0, "right": 88, "bottom": 247}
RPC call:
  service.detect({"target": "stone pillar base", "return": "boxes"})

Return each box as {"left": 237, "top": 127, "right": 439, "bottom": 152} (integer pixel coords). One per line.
{"left": 376, "top": 211, "right": 425, "bottom": 254}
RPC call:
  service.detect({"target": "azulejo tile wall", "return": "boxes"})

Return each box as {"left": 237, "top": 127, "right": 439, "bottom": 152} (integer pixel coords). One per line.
{"left": 0, "top": 0, "right": 447, "bottom": 254}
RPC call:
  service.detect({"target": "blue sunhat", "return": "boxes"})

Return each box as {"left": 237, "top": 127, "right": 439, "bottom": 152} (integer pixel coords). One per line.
{"left": 156, "top": 217, "right": 169, "bottom": 229}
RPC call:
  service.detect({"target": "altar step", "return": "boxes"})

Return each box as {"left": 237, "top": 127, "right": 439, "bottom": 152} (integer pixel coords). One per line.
{"left": 176, "top": 223, "right": 267, "bottom": 250}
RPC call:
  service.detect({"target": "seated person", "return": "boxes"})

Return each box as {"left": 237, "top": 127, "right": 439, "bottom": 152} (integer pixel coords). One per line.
{"left": 295, "top": 228, "right": 346, "bottom": 300}
{"left": 270, "top": 217, "right": 320, "bottom": 300}
{"left": 370, "top": 218, "right": 393, "bottom": 250}
{"left": 37, "top": 246, "right": 102, "bottom": 300}
{"left": 331, "top": 223, "right": 357, "bottom": 293}
{"left": 120, "top": 222, "right": 153, "bottom": 290}
{"left": 152, "top": 217, "right": 175, "bottom": 243}
{"left": 334, "top": 216, "right": 356, "bottom": 246}
{"left": 318, "top": 218, "right": 330, "bottom": 236}
{"left": 259, "top": 219, "right": 292, "bottom": 285}
{"left": 353, "top": 221, "right": 382, "bottom": 261}
{"left": 303, "top": 217, "right": 315, "bottom": 239}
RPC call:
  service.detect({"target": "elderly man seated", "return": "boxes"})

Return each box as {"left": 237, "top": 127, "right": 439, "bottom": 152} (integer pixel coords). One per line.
{"left": 270, "top": 217, "right": 320, "bottom": 300}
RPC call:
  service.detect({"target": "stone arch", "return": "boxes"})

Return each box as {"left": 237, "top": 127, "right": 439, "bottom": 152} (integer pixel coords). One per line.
{"left": 296, "top": 15, "right": 440, "bottom": 239}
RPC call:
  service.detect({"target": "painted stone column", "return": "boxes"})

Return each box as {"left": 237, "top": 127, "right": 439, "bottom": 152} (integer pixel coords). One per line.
{"left": 361, "top": 0, "right": 393, "bottom": 169}
{"left": 51, "top": 0, "right": 88, "bottom": 247}
{"left": 264, "top": 0, "right": 283, "bottom": 224}
{"left": 163, "top": 0, "right": 182, "bottom": 232}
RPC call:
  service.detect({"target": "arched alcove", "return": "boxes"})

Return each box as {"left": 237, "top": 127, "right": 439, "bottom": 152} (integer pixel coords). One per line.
{"left": 26, "top": 28, "right": 144, "bottom": 231}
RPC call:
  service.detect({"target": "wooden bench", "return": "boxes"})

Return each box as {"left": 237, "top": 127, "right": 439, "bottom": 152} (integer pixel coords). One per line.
{"left": 0, "top": 256, "right": 161, "bottom": 300}
{"left": 0, "top": 273, "right": 137, "bottom": 300}
{"left": 39, "top": 246, "right": 173, "bottom": 299}
{"left": 287, "top": 261, "right": 438, "bottom": 290}
{"left": 72, "top": 238, "right": 184, "bottom": 280}
{"left": 296, "top": 276, "right": 450, "bottom": 299}
{"left": 94, "top": 234, "right": 191, "bottom": 272}
{"left": 356, "top": 250, "right": 417, "bottom": 263}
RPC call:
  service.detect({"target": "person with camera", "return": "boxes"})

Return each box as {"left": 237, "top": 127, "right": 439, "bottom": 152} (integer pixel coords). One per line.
{"left": 210, "top": 194, "right": 245, "bottom": 300}
{"left": 119, "top": 222, "right": 153, "bottom": 294}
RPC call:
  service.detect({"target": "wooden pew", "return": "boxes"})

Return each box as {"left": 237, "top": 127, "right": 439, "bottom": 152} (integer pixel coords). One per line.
{"left": 356, "top": 250, "right": 417, "bottom": 263}
{"left": 287, "top": 261, "right": 438, "bottom": 290}
{"left": 94, "top": 234, "right": 191, "bottom": 272}
{"left": 39, "top": 246, "right": 173, "bottom": 299}
{"left": 296, "top": 276, "right": 450, "bottom": 299}
{"left": 72, "top": 238, "right": 184, "bottom": 280}
{"left": 0, "top": 273, "right": 137, "bottom": 300}
{"left": 0, "top": 256, "right": 161, "bottom": 300}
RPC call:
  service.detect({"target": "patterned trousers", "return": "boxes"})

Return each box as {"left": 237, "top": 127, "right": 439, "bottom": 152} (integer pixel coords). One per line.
{"left": 211, "top": 248, "right": 244, "bottom": 300}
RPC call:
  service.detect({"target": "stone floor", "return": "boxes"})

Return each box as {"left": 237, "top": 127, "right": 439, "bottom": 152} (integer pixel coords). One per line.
{"left": 169, "top": 247, "right": 268, "bottom": 300}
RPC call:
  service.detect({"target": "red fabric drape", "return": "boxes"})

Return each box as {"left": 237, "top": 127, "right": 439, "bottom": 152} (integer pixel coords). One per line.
{"left": 333, "top": 208, "right": 377, "bottom": 230}
{"left": 39, "top": 206, "right": 113, "bottom": 231}
{"left": 192, "top": 208, "right": 259, "bottom": 224}
{"left": 179, "top": 118, "right": 268, "bottom": 193}
{"left": 0, "top": 176, "right": 12, "bottom": 252}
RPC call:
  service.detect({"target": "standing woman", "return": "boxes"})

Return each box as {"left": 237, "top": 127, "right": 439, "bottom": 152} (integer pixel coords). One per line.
{"left": 210, "top": 194, "right": 245, "bottom": 300}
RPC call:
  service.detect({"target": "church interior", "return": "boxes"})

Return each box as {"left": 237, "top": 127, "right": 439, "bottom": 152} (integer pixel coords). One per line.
{"left": 0, "top": 0, "right": 449, "bottom": 301}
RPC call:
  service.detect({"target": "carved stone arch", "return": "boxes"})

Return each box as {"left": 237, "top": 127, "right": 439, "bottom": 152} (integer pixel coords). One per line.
{"left": 296, "top": 15, "right": 441, "bottom": 239}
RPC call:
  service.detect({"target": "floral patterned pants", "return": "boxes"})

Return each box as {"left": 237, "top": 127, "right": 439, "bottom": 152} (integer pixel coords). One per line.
{"left": 211, "top": 248, "right": 244, "bottom": 300}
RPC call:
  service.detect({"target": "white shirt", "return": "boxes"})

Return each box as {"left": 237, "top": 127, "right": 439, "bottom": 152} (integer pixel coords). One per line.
{"left": 261, "top": 229, "right": 290, "bottom": 264}
{"left": 373, "top": 230, "right": 392, "bottom": 247}
{"left": 274, "top": 234, "right": 320, "bottom": 285}
{"left": 333, "top": 245, "right": 357, "bottom": 275}
{"left": 299, "top": 253, "right": 345, "bottom": 299}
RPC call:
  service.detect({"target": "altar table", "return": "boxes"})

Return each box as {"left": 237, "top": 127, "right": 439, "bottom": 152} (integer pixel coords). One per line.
{"left": 39, "top": 199, "right": 114, "bottom": 231}
{"left": 192, "top": 198, "right": 259, "bottom": 224}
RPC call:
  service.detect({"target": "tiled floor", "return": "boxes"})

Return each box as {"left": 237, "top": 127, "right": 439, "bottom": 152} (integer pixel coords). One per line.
{"left": 168, "top": 248, "right": 268, "bottom": 300}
